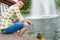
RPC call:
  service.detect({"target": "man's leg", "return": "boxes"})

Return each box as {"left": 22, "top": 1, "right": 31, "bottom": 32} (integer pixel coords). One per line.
{"left": 18, "top": 22, "right": 29, "bottom": 36}
{"left": 3, "top": 22, "right": 24, "bottom": 34}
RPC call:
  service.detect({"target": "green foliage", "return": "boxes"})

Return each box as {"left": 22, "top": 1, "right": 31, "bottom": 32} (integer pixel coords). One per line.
{"left": 56, "top": 0, "right": 60, "bottom": 9}
{"left": 20, "top": 0, "right": 31, "bottom": 12}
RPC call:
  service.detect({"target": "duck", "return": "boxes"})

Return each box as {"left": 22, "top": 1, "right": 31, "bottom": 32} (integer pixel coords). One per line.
{"left": 36, "top": 33, "right": 46, "bottom": 40}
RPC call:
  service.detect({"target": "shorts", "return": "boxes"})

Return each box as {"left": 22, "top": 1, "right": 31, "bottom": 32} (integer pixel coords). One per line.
{"left": 3, "top": 22, "right": 25, "bottom": 34}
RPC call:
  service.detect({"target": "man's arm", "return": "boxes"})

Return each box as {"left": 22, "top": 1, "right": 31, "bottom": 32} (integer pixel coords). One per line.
{"left": 14, "top": 7, "right": 31, "bottom": 25}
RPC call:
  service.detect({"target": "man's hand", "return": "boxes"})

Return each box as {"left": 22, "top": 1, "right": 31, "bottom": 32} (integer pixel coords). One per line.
{"left": 26, "top": 20, "right": 31, "bottom": 25}
{"left": 22, "top": 18, "right": 31, "bottom": 25}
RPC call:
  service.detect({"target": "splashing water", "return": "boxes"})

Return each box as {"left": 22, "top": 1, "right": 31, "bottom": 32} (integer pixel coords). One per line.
{"left": 26, "top": 0, "right": 58, "bottom": 19}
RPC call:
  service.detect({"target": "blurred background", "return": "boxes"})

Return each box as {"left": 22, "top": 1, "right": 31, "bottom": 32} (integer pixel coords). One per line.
{"left": 0, "top": 0, "right": 60, "bottom": 40}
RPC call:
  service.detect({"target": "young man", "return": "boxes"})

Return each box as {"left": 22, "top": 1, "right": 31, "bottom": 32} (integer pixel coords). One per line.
{"left": 0, "top": 0, "right": 31, "bottom": 37}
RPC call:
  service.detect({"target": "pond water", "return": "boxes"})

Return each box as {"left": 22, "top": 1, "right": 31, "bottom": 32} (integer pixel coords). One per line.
{"left": 24, "top": 16, "right": 60, "bottom": 40}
